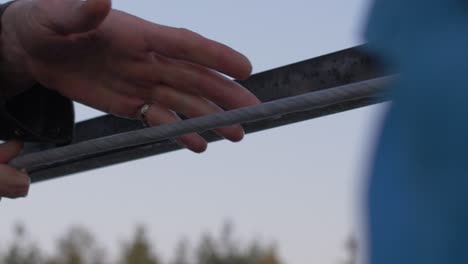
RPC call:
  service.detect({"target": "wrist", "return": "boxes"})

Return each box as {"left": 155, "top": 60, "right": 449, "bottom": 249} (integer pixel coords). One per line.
{"left": 0, "top": 1, "right": 35, "bottom": 98}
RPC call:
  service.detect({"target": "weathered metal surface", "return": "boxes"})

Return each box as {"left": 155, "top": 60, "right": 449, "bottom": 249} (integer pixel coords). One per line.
{"left": 24, "top": 45, "right": 386, "bottom": 182}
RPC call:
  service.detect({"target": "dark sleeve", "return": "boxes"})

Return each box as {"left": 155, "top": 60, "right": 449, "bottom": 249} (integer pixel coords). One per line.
{"left": 0, "top": 1, "right": 74, "bottom": 145}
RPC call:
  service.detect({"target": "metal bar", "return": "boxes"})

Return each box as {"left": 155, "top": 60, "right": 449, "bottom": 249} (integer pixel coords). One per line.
{"left": 24, "top": 45, "right": 386, "bottom": 182}
{"left": 13, "top": 77, "right": 392, "bottom": 173}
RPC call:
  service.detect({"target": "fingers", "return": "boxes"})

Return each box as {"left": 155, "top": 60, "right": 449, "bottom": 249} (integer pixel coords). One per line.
{"left": 152, "top": 85, "right": 245, "bottom": 142}
{"left": 117, "top": 59, "right": 260, "bottom": 146}
{"left": 39, "top": 0, "right": 111, "bottom": 34}
{"left": 144, "top": 24, "right": 252, "bottom": 80}
{"left": 144, "top": 103, "right": 208, "bottom": 153}
{"left": 165, "top": 60, "right": 260, "bottom": 109}
{"left": 146, "top": 56, "right": 260, "bottom": 110}
{"left": 0, "top": 141, "right": 29, "bottom": 199}
{"left": 122, "top": 57, "right": 260, "bottom": 110}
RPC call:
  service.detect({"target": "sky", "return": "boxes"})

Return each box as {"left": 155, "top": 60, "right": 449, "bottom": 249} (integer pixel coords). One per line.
{"left": 0, "top": 0, "right": 388, "bottom": 263}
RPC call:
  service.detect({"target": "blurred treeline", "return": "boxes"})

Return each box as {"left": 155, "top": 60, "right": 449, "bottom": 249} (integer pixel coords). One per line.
{"left": 0, "top": 223, "right": 282, "bottom": 264}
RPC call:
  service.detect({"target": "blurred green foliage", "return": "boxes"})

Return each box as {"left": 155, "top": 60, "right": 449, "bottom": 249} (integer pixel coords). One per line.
{"left": 0, "top": 223, "right": 282, "bottom": 264}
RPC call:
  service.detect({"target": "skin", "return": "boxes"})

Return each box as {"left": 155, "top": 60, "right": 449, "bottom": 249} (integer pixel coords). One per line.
{"left": 0, "top": 0, "right": 260, "bottom": 199}
{"left": 0, "top": 141, "right": 29, "bottom": 199}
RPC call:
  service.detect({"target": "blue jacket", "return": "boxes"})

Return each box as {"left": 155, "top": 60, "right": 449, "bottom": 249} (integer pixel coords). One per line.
{"left": 365, "top": 1, "right": 468, "bottom": 263}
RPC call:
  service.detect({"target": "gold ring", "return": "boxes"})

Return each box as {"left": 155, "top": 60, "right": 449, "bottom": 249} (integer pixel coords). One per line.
{"left": 139, "top": 104, "right": 151, "bottom": 127}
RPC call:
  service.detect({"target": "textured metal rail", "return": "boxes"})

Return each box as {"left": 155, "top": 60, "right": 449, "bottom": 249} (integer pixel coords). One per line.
{"left": 12, "top": 77, "right": 393, "bottom": 174}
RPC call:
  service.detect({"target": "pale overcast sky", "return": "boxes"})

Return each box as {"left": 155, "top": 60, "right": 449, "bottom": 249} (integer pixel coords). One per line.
{"left": 0, "top": 0, "right": 387, "bottom": 263}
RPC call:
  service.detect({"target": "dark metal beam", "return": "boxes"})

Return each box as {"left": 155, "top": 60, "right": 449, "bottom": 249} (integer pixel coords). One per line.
{"left": 24, "top": 45, "right": 385, "bottom": 182}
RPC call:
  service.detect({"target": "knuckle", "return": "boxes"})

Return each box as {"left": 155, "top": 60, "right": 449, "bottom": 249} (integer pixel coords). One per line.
{"left": 152, "top": 86, "right": 171, "bottom": 102}
{"left": 170, "top": 43, "right": 189, "bottom": 58}
{"left": 177, "top": 27, "right": 195, "bottom": 37}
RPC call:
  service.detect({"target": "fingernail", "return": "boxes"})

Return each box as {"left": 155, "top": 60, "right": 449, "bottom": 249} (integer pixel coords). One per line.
{"left": 15, "top": 169, "right": 30, "bottom": 185}
{"left": 16, "top": 181, "right": 30, "bottom": 198}
{"left": 16, "top": 186, "right": 29, "bottom": 198}
{"left": 236, "top": 129, "right": 245, "bottom": 142}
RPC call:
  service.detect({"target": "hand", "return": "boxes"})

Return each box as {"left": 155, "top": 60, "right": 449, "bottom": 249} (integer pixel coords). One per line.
{"left": 1, "top": 0, "right": 260, "bottom": 153}
{"left": 0, "top": 141, "right": 29, "bottom": 199}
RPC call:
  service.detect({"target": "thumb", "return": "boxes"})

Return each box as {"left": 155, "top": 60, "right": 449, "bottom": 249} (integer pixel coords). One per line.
{"left": 0, "top": 164, "right": 30, "bottom": 199}
{"left": 42, "top": 0, "right": 112, "bottom": 34}
{"left": 0, "top": 141, "right": 29, "bottom": 199}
